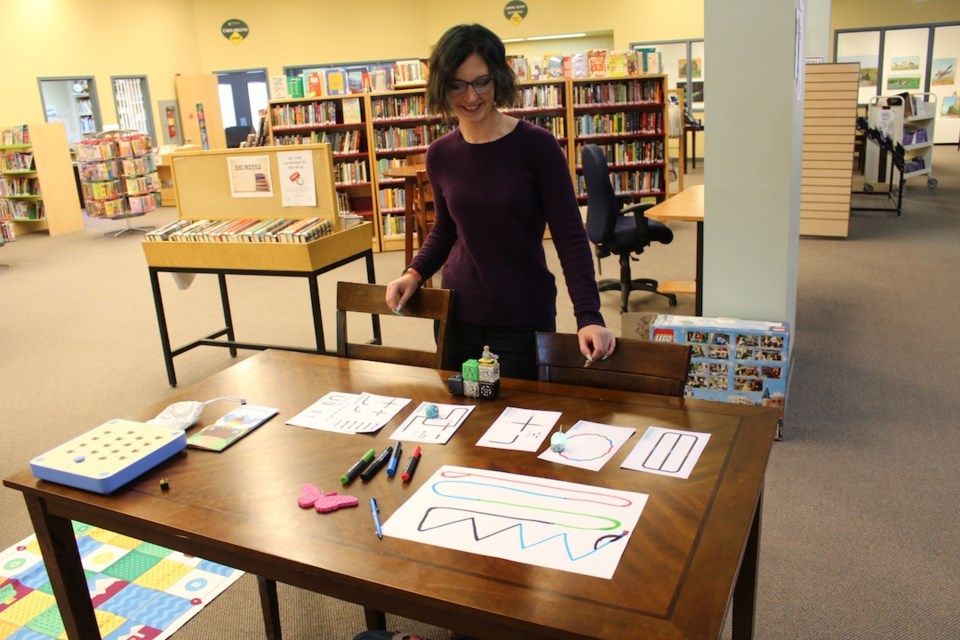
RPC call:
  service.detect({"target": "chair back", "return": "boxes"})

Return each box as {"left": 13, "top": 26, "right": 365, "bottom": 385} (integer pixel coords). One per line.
{"left": 336, "top": 281, "right": 453, "bottom": 369}
{"left": 535, "top": 332, "right": 691, "bottom": 397}
{"left": 581, "top": 144, "right": 620, "bottom": 246}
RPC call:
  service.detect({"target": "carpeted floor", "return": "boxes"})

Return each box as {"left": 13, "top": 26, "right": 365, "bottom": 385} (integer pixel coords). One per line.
{"left": 1, "top": 149, "right": 958, "bottom": 639}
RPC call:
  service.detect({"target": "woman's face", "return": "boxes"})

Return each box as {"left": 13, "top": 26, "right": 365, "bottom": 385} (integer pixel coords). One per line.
{"left": 448, "top": 52, "right": 497, "bottom": 126}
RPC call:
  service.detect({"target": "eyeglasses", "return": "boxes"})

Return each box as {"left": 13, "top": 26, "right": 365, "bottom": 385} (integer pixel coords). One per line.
{"left": 448, "top": 76, "right": 495, "bottom": 96}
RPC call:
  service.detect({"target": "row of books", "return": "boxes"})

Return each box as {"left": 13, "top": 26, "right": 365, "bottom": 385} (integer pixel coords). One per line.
{"left": 507, "top": 49, "right": 662, "bottom": 83}
{"left": 0, "top": 126, "right": 29, "bottom": 147}
{"left": 378, "top": 188, "right": 406, "bottom": 212}
{"left": 522, "top": 115, "right": 566, "bottom": 138}
{"left": 370, "top": 95, "right": 430, "bottom": 121}
{"left": 1, "top": 199, "right": 44, "bottom": 220}
{"left": 902, "top": 126, "right": 929, "bottom": 145}
{"left": 373, "top": 124, "right": 449, "bottom": 152}
{"left": 574, "top": 112, "right": 663, "bottom": 137}
{"left": 574, "top": 140, "right": 666, "bottom": 166}
{"left": 273, "top": 129, "right": 364, "bottom": 154}
{"left": 77, "top": 135, "right": 152, "bottom": 163}
{"left": 2, "top": 152, "right": 34, "bottom": 172}
{"left": 0, "top": 176, "right": 41, "bottom": 198}
{"left": 512, "top": 85, "right": 564, "bottom": 110}
{"left": 335, "top": 159, "right": 369, "bottom": 185}
{"left": 0, "top": 220, "right": 15, "bottom": 242}
{"left": 572, "top": 79, "right": 663, "bottom": 106}
{"left": 273, "top": 60, "right": 425, "bottom": 100}
{"left": 145, "top": 217, "right": 335, "bottom": 243}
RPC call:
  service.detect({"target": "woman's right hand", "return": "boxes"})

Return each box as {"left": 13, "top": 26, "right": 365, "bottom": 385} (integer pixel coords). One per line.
{"left": 385, "top": 272, "right": 421, "bottom": 313}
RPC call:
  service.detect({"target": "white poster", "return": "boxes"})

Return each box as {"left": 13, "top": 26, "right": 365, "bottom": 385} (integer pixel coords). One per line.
{"left": 227, "top": 155, "right": 273, "bottom": 198}
{"left": 277, "top": 149, "right": 317, "bottom": 207}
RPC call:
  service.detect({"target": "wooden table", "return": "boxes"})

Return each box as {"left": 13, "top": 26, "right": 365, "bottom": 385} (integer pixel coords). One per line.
{"left": 4, "top": 350, "right": 777, "bottom": 640}
{"left": 647, "top": 184, "right": 705, "bottom": 315}
{"left": 382, "top": 163, "right": 425, "bottom": 265}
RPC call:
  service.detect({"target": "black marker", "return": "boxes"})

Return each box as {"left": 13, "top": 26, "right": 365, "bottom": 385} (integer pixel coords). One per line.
{"left": 341, "top": 449, "right": 375, "bottom": 485}
{"left": 360, "top": 446, "right": 393, "bottom": 482}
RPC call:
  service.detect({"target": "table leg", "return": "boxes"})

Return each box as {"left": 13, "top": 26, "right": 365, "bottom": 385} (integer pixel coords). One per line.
{"left": 149, "top": 268, "right": 178, "bottom": 387}
{"left": 308, "top": 275, "right": 326, "bottom": 353}
{"left": 695, "top": 221, "right": 704, "bottom": 316}
{"left": 217, "top": 274, "right": 237, "bottom": 357}
{"left": 732, "top": 490, "right": 762, "bottom": 640}
{"left": 692, "top": 129, "right": 697, "bottom": 170}
{"left": 365, "top": 252, "right": 381, "bottom": 344}
{"left": 257, "top": 576, "right": 283, "bottom": 640}
{"left": 403, "top": 178, "right": 416, "bottom": 267}
{"left": 23, "top": 496, "right": 101, "bottom": 639}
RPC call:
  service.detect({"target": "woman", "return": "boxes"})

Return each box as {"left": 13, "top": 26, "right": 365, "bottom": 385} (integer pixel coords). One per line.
{"left": 385, "top": 23, "right": 615, "bottom": 379}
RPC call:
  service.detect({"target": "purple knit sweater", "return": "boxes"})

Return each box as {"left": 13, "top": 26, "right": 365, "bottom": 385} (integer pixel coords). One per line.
{"left": 410, "top": 120, "right": 604, "bottom": 330}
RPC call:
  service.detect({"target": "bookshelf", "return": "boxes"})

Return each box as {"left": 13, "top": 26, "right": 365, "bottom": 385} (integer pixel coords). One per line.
{"left": 263, "top": 76, "right": 668, "bottom": 252}
{"left": 865, "top": 93, "right": 938, "bottom": 189}
{"left": 369, "top": 89, "right": 453, "bottom": 252}
{"left": 0, "top": 122, "right": 84, "bottom": 238}
{"left": 77, "top": 131, "right": 161, "bottom": 235}
{"left": 268, "top": 94, "right": 376, "bottom": 247}
{"left": 570, "top": 75, "right": 669, "bottom": 205}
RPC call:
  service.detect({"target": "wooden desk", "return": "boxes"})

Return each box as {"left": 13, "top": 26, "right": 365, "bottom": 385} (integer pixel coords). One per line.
{"left": 382, "top": 164, "right": 425, "bottom": 265}
{"left": 647, "top": 184, "right": 704, "bottom": 315}
{"left": 5, "top": 350, "right": 777, "bottom": 640}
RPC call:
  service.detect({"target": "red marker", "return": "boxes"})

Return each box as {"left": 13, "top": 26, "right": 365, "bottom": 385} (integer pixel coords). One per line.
{"left": 401, "top": 445, "right": 422, "bottom": 482}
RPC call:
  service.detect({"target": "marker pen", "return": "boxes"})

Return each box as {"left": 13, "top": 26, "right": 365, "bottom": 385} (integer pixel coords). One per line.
{"left": 401, "top": 445, "right": 422, "bottom": 482}
{"left": 360, "top": 446, "right": 393, "bottom": 482}
{"left": 341, "top": 449, "right": 375, "bottom": 485}
{"left": 386, "top": 441, "right": 403, "bottom": 477}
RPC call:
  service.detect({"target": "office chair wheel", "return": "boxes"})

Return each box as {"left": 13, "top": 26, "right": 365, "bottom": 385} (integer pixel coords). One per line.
{"left": 667, "top": 294, "right": 677, "bottom": 307}
{"left": 927, "top": 177, "right": 938, "bottom": 188}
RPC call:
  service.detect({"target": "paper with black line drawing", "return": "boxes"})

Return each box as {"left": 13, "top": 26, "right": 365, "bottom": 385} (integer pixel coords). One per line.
{"left": 621, "top": 426, "right": 710, "bottom": 479}
{"left": 286, "top": 391, "right": 410, "bottom": 434}
{"left": 476, "top": 407, "right": 560, "bottom": 452}
{"left": 387, "top": 402, "right": 475, "bottom": 444}
{"left": 382, "top": 465, "right": 648, "bottom": 579}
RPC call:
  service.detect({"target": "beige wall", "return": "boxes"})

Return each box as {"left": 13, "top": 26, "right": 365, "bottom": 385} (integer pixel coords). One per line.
{"left": 1, "top": 0, "right": 955, "bottom": 139}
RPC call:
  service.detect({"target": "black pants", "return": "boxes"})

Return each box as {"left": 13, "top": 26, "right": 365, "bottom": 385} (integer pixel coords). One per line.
{"left": 441, "top": 318, "right": 556, "bottom": 381}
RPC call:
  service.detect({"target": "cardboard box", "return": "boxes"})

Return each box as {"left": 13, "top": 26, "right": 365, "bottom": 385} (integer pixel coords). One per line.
{"left": 620, "top": 312, "right": 658, "bottom": 341}
{"left": 650, "top": 315, "right": 790, "bottom": 419}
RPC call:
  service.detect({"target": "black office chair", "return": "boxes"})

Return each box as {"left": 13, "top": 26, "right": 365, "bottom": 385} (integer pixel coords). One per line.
{"left": 581, "top": 143, "right": 677, "bottom": 312}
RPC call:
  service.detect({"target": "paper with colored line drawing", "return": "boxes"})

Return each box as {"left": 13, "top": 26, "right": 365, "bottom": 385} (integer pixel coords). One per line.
{"left": 285, "top": 391, "right": 410, "bottom": 434}
{"left": 387, "top": 401, "right": 475, "bottom": 444}
{"left": 475, "top": 407, "right": 561, "bottom": 452}
{"left": 621, "top": 426, "right": 710, "bottom": 479}
{"left": 536, "top": 420, "right": 635, "bottom": 471}
{"left": 382, "top": 465, "right": 648, "bottom": 579}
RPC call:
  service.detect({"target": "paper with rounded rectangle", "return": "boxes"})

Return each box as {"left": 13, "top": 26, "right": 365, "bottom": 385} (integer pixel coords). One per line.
{"left": 621, "top": 426, "right": 710, "bottom": 479}
{"left": 382, "top": 465, "right": 647, "bottom": 579}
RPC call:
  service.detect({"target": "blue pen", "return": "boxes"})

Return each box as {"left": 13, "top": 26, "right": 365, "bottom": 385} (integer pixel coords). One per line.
{"left": 370, "top": 497, "right": 383, "bottom": 540}
{"left": 386, "top": 441, "right": 403, "bottom": 477}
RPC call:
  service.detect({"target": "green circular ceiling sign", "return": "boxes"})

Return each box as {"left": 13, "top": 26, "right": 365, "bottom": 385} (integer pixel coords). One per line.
{"left": 504, "top": 1, "right": 528, "bottom": 25}
{"left": 221, "top": 19, "right": 249, "bottom": 44}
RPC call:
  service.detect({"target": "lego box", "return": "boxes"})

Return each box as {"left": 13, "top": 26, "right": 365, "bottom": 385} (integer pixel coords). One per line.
{"left": 650, "top": 315, "right": 790, "bottom": 421}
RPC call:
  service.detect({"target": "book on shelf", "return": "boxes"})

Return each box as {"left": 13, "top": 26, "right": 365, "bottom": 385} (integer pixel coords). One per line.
{"left": 342, "top": 98, "right": 362, "bottom": 124}
{"left": 345, "top": 66, "right": 368, "bottom": 94}
{"left": 307, "top": 72, "right": 323, "bottom": 98}
{"left": 325, "top": 68, "right": 347, "bottom": 95}
{"left": 607, "top": 51, "right": 627, "bottom": 77}
{"left": 570, "top": 53, "right": 589, "bottom": 79}
{"left": 269, "top": 75, "right": 288, "bottom": 99}
{"left": 588, "top": 50, "right": 608, "bottom": 78}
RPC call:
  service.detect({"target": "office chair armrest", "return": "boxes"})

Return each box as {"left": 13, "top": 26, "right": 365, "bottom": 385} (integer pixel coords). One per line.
{"left": 621, "top": 201, "right": 655, "bottom": 216}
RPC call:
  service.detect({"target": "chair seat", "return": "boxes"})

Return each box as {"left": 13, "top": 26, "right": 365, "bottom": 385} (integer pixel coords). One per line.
{"left": 608, "top": 217, "right": 674, "bottom": 252}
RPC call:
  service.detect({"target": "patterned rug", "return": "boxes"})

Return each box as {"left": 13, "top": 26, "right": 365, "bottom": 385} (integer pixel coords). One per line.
{"left": 0, "top": 522, "right": 243, "bottom": 639}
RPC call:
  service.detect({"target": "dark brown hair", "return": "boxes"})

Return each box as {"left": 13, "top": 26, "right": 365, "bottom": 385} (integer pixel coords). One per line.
{"left": 426, "top": 24, "right": 516, "bottom": 121}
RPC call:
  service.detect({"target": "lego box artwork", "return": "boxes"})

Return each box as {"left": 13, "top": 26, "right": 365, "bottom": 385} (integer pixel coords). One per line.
{"left": 650, "top": 315, "right": 790, "bottom": 412}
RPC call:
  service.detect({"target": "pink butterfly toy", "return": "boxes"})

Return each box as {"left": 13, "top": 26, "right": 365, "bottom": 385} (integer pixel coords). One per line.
{"left": 297, "top": 483, "right": 359, "bottom": 513}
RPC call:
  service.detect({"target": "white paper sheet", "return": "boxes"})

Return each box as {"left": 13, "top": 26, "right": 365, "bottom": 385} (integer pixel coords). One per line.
{"left": 621, "top": 426, "right": 710, "bottom": 479}
{"left": 476, "top": 407, "right": 560, "bottom": 452}
{"left": 386, "top": 401, "right": 474, "bottom": 444}
{"left": 536, "top": 420, "right": 635, "bottom": 472}
{"left": 286, "top": 391, "right": 410, "bottom": 434}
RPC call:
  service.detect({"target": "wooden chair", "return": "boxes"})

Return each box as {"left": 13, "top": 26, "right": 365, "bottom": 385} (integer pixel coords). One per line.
{"left": 535, "top": 332, "right": 692, "bottom": 397}
{"left": 336, "top": 281, "right": 453, "bottom": 369}
{"left": 411, "top": 170, "right": 436, "bottom": 287}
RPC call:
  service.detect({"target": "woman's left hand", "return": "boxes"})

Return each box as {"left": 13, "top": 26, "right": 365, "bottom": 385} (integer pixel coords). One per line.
{"left": 578, "top": 325, "right": 617, "bottom": 366}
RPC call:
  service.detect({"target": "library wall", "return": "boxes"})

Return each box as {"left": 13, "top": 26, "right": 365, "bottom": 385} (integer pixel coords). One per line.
{"left": 832, "top": 0, "right": 960, "bottom": 31}
{"left": 0, "top": 0, "right": 199, "bottom": 127}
